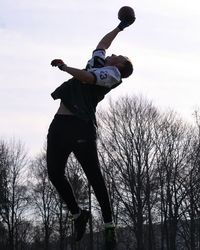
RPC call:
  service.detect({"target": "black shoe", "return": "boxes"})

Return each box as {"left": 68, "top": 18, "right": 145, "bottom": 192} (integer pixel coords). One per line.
{"left": 74, "top": 210, "right": 90, "bottom": 241}
{"left": 105, "top": 225, "right": 117, "bottom": 250}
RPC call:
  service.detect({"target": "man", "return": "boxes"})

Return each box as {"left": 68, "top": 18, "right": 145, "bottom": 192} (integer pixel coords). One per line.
{"left": 47, "top": 16, "right": 134, "bottom": 249}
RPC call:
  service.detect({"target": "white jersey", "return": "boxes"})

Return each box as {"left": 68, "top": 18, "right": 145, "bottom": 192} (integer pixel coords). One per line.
{"left": 86, "top": 49, "right": 122, "bottom": 88}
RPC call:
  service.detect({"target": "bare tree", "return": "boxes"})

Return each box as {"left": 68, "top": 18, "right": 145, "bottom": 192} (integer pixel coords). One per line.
{"left": 0, "top": 141, "right": 9, "bottom": 249}
{"left": 154, "top": 112, "right": 193, "bottom": 250}
{"left": 97, "top": 96, "right": 159, "bottom": 250}
{"left": 30, "top": 151, "right": 57, "bottom": 250}
{"left": 180, "top": 110, "right": 200, "bottom": 250}
{"left": 0, "top": 139, "right": 29, "bottom": 250}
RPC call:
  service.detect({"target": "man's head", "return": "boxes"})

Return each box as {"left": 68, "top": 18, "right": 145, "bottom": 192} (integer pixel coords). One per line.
{"left": 105, "top": 54, "right": 133, "bottom": 78}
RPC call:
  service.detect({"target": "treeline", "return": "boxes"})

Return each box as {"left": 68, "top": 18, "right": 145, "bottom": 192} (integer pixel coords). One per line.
{"left": 0, "top": 96, "right": 200, "bottom": 250}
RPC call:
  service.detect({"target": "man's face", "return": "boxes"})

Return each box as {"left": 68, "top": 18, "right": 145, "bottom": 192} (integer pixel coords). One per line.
{"left": 105, "top": 54, "right": 127, "bottom": 66}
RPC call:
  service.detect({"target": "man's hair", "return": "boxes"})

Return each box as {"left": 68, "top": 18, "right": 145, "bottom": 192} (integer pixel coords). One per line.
{"left": 120, "top": 59, "right": 133, "bottom": 78}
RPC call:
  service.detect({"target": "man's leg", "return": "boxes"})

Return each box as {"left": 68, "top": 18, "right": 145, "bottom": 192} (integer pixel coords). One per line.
{"left": 73, "top": 139, "right": 117, "bottom": 248}
{"left": 46, "top": 117, "right": 80, "bottom": 215}
{"left": 73, "top": 139, "right": 113, "bottom": 223}
{"left": 46, "top": 115, "right": 90, "bottom": 242}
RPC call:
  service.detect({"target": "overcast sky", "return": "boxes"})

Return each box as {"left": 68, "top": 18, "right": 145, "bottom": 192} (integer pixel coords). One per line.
{"left": 1, "top": 0, "right": 200, "bottom": 156}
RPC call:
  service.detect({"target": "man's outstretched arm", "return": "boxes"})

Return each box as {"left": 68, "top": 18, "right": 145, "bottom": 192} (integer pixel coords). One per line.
{"left": 50, "top": 15, "right": 134, "bottom": 83}
{"left": 51, "top": 59, "right": 95, "bottom": 84}
{"left": 96, "top": 16, "right": 134, "bottom": 50}
{"left": 50, "top": 25, "right": 121, "bottom": 84}
{"left": 96, "top": 27, "right": 121, "bottom": 50}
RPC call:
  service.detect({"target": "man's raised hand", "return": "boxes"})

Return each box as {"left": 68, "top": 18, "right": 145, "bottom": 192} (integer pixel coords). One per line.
{"left": 117, "top": 6, "right": 136, "bottom": 31}
{"left": 51, "top": 59, "right": 65, "bottom": 67}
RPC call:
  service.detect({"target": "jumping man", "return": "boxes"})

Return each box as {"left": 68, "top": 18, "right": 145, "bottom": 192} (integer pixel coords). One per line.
{"left": 47, "top": 13, "right": 134, "bottom": 249}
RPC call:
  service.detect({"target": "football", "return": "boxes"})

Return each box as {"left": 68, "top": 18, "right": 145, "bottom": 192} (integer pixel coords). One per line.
{"left": 118, "top": 6, "right": 136, "bottom": 24}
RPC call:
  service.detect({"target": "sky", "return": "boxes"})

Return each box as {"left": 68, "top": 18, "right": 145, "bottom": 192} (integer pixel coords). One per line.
{"left": 0, "top": 0, "right": 200, "bottom": 156}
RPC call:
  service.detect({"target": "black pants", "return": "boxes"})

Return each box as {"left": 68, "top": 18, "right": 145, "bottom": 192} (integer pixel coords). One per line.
{"left": 47, "top": 114, "right": 112, "bottom": 223}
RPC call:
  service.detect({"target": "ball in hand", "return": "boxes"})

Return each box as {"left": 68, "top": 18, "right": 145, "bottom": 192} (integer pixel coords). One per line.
{"left": 118, "top": 6, "right": 136, "bottom": 24}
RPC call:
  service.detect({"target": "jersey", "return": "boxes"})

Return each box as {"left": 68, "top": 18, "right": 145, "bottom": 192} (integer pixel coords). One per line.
{"left": 51, "top": 49, "right": 122, "bottom": 124}
{"left": 86, "top": 49, "right": 122, "bottom": 88}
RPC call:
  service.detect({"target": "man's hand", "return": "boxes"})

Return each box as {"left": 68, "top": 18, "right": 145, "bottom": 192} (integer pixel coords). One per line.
{"left": 51, "top": 59, "right": 67, "bottom": 70}
{"left": 118, "top": 19, "right": 135, "bottom": 31}
{"left": 117, "top": 6, "right": 136, "bottom": 31}
{"left": 51, "top": 59, "right": 64, "bottom": 67}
